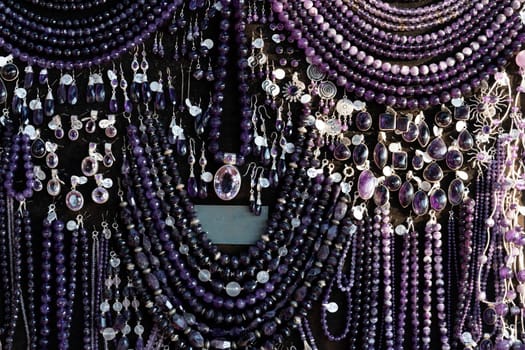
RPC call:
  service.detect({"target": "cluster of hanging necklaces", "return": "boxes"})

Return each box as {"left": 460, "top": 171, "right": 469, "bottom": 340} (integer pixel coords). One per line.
{"left": 0, "top": 0, "right": 524, "bottom": 349}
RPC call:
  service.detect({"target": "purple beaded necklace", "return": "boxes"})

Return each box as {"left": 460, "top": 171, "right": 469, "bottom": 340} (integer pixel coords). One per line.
{"left": 271, "top": 0, "right": 525, "bottom": 109}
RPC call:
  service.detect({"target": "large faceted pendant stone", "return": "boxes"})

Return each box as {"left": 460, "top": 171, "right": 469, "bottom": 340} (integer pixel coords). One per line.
{"left": 66, "top": 190, "right": 84, "bottom": 211}
{"left": 213, "top": 165, "right": 241, "bottom": 201}
{"left": 357, "top": 169, "right": 377, "bottom": 200}
{"left": 412, "top": 190, "right": 429, "bottom": 216}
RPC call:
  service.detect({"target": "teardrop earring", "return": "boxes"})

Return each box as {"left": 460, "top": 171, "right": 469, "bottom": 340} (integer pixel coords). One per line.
{"left": 92, "top": 174, "right": 113, "bottom": 204}
{"left": 108, "top": 64, "right": 119, "bottom": 113}
{"left": 48, "top": 115, "right": 64, "bottom": 139}
{"left": 45, "top": 141, "right": 59, "bottom": 169}
{"left": 68, "top": 115, "right": 83, "bottom": 141}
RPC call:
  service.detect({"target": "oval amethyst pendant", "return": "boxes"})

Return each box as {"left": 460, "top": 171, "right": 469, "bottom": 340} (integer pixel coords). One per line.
{"left": 448, "top": 178, "right": 465, "bottom": 206}
{"left": 357, "top": 169, "right": 377, "bottom": 200}
{"left": 398, "top": 181, "right": 414, "bottom": 208}
{"left": 66, "top": 190, "right": 84, "bottom": 211}
{"left": 213, "top": 165, "right": 241, "bottom": 201}
{"left": 429, "top": 188, "right": 447, "bottom": 212}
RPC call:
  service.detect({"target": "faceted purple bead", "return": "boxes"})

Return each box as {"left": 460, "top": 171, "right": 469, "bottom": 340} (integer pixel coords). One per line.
{"left": 457, "top": 129, "right": 474, "bottom": 151}
{"left": 426, "top": 137, "right": 447, "bottom": 160}
{"left": 135, "top": 338, "right": 144, "bottom": 350}
{"left": 423, "top": 162, "right": 443, "bottom": 182}
{"left": 172, "top": 313, "right": 187, "bottom": 330}
{"left": 398, "top": 181, "right": 414, "bottom": 208}
{"left": 188, "top": 331, "right": 204, "bottom": 348}
{"left": 373, "top": 184, "right": 389, "bottom": 207}
{"left": 187, "top": 176, "right": 199, "bottom": 197}
{"left": 373, "top": 142, "right": 388, "bottom": 169}
{"left": 412, "top": 190, "right": 429, "bottom": 216}
{"left": 33, "top": 108, "right": 43, "bottom": 126}
{"left": 334, "top": 201, "right": 348, "bottom": 221}
{"left": 352, "top": 143, "right": 368, "bottom": 167}
{"left": 355, "top": 111, "right": 372, "bottom": 131}
{"left": 44, "top": 94, "right": 54, "bottom": 117}
{"left": 418, "top": 121, "right": 430, "bottom": 147}
{"left": 86, "top": 84, "right": 95, "bottom": 103}
{"left": 429, "top": 188, "right": 447, "bottom": 211}
{"left": 448, "top": 178, "right": 464, "bottom": 206}
{"left": 357, "top": 169, "right": 377, "bottom": 200}
{"left": 124, "top": 99, "right": 133, "bottom": 113}
{"left": 333, "top": 142, "right": 351, "bottom": 161}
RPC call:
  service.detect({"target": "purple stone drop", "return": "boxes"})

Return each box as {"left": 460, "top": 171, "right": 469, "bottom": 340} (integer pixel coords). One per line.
{"left": 398, "top": 181, "right": 414, "bottom": 208}
{"left": 33, "top": 108, "right": 43, "bottom": 126}
{"left": 423, "top": 162, "right": 443, "bottom": 182}
{"left": 448, "top": 178, "right": 464, "bottom": 206}
{"left": 94, "top": 83, "right": 105, "bottom": 103}
{"left": 0, "top": 80, "right": 6, "bottom": 104}
{"left": 176, "top": 139, "right": 187, "bottom": 156}
{"left": 187, "top": 176, "right": 198, "bottom": 198}
{"left": 412, "top": 190, "right": 429, "bottom": 216}
{"left": 426, "top": 137, "right": 447, "bottom": 160}
{"left": 333, "top": 142, "right": 351, "bottom": 161}
{"left": 355, "top": 111, "right": 372, "bottom": 131}
{"left": 352, "top": 143, "right": 368, "bottom": 167}
{"left": 116, "top": 336, "right": 129, "bottom": 350}
{"left": 357, "top": 169, "right": 377, "bottom": 200}
{"left": 418, "top": 121, "right": 430, "bottom": 147}
{"left": 412, "top": 155, "right": 424, "bottom": 170}
{"left": 124, "top": 99, "right": 133, "bottom": 113}
{"left": 169, "top": 86, "right": 177, "bottom": 104}
{"left": 445, "top": 149, "right": 464, "bottom": 170}
{"left": 402, "top": 121, "right": 419, "bottom": 143}
{"left": 429, "top": 188, "right": 447, "bottom": 211}
{"left": 384, "top": 174, "right": 402, "bottom": 191}
{"left": 373, "top": 142, "right": 388, "bottom": 169}
{"left": 109, "top": 98, "right": 118, "bottom": 113}
{"left": 130, "top": 82, "right": 141, "bottom": 103}
{"left": 24, "top": 72, "right": 34, "bottom": 90}
{"left": 67, "top": 84, "right": 78, "bottom": 105}
{"left": 155, "top": 92, "right": 166, "bottom": 111}
{"left": 135, "top": 338, "right": 144, "bottom": 350}
{"left": 57, "top": 84, "right": 67, "bottom": 104}
{"left": 31, "top": 139, "right": 46, "bottom": 158}
{"left": 434, "top": 110, "right": 452, "bottom": 127}
{"left": 198, "top": 179, "right": 208, "bottom": 199}
{"left": 44, "top": 94, "right": 54, "bottom": 117}
{"left": 334, "top": 201, "right": 348, "bottom": 220}
{"left": 141, "top": 83, "right": 152, "bottom": 104}
{"left": 457, "top": 129, "right": 474, "bottom": 151}
{"left": 373, "top": 184, "right": 389, "bottom": 207}
{"left": 213, "top": 165, "right": 241, "bottom": 201}
{"left": 172, "top": 314, "right": 187, "bottom": 330}
{"left": 39, "top": 70, "right": 48, "bottom": 85}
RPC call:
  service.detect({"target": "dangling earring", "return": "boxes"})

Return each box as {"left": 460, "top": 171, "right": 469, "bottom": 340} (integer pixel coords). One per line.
{"left": 151, "top": 71, "right": 166, "bottom": 111}
{"left": 68, "top": 72, "right": 78, "bottom": 105}
{"left": 140, "top": 44, "right": 151, "bottom": 104}
{"left": 158, "top": 33, "right": 165, "bottom": 58}
{"left": 68, "top": 115, "right": 83, "bottom": 141}
{"left": 65, "top": 175, "right": 87, "bottom": 212}
{"left": 92, "top": 174, "right": 113, "bottom": 204}
{"left": 187, "top": 138, "right": 198, "bottom": 198}
{"left": 83, "top": 110, "right": 98, "bottom": 134}
{"left": 48, "top": 114, "right": 64, "bottom": 139}
{"left": 47, "top": 169, "right": 64, "bottom": 197}
{"left": 166, "top": 68, "right": 177, "bottom": 107}
{"left": 33, "top": 165, "right": 45, "bottom": 192}
{"left": 81, "top": 142, "right": 102, "bottom": 177}
{"left": 29, "top": 90, "right": 44, "bottom": 126}
{"left": 199, "top": 142, "right": 212, "bottom": 199}
{"left": 24, "top": 65, "right": 33, "bottom": 89}
{"left": 57, "top": 71, "right": 70, "bottom": 104}
{"left": 45, "top": 142, "right": 59, "bottom": 168}
{"left": 120, "top": 64, "right": 132, "bottom": 113}
{"left": 44, "top": 85, "right": 54, "bottom": 117}
{"left": 94, "top": 70, "right": 105, "bottom": 103}
{"left": 103, "top": 143, "right": 115, "bottom": 167}
{"left": 31, "top": 130, "right": 46, "bottom": 159}
{"left": 108, "top": 64, "right": 119, "bottom": 113}
{"left": 99, "top": 114, "right": 117, "bottom": 138}
{"left": 130, "top": 49, "right": 141, "bottom": 103}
